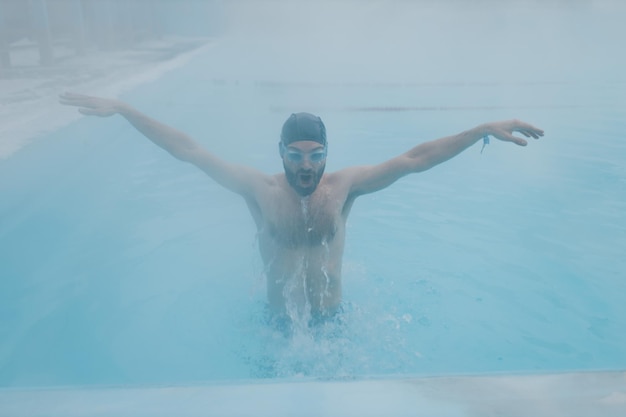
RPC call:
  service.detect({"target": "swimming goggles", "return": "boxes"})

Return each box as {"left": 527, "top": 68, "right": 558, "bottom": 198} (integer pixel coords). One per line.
{"left": 282, "top": 145, "right": 327, "bottom": 164}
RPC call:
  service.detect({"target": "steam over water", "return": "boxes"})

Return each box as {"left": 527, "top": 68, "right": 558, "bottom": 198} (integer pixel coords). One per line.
{"left": 214, "top": 1, "right": 623, "bottom": 85}
{"left": 0, "top": 0, "right": 625, "bottom": 386}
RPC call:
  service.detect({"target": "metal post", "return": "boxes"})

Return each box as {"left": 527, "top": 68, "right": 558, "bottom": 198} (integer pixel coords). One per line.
{"left": 98, "top": 0, "right": 115, "bottom": 50}
{"left": 118, "top": 0, "right": 133, "bottom": 46}
{"left": 144, "top": 0, "right": 161, "bottom": 39}
{"left": 71, "top": 0, "right": 86, "bottom": 55}
{"left": 0, "top": 0, "right": 12, "bottom": 67}
{"left": 29, "top": 0, "right": 53, "bottom": 65}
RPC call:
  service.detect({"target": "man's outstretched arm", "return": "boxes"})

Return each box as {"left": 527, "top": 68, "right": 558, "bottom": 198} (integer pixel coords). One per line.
{"left": 343, "top": 119, "right": 544, "bottom": 197}
{"left": 59, "top": 92, "right": 267, "bottom": 196}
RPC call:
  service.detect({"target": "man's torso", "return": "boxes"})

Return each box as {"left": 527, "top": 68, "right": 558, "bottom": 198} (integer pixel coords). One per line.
{"left": 248, "top": 172, "right": 354, "bottom": 317}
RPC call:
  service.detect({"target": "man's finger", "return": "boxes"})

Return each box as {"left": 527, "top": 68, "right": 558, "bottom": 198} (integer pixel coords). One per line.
{"left": 513, "top": 125, "right": 543, "bottom": 140}
{"left": 504, "top": 132, "right": 528, "bottom": 146}
{"left": 63, "top": 98, "right": 99, "bottom": 109}
{"left": 79, "top": 108, "right": 105, "bottom": 116}
{"left": 521, "top": 129, "right": 542, "bottom": 139}
{"left": 62, "top": 92, "right": 91, "bottom": 100}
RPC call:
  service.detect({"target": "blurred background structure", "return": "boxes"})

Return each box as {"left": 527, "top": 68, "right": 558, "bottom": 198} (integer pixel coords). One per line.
{"left": 0, "top": 0, "right": 220, "bottom": 69}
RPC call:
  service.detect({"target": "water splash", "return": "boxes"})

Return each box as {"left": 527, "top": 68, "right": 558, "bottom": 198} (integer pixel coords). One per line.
{"left": 319, "top": 239, "right": 331, "bottom": 308}
{"left": 300, "top": 196, "right": 310, "bottom": 218}
{"left": 240, "top": 197, "right": 418, "bottom": 379}
{"left": 277, "top": 196, "right": 315, "bottom": 334}
{"left": 281, "top": 255, "right": 313, "bottom": 335}
{"left": 240, "top": 297, "right": 419, "bottom": 380}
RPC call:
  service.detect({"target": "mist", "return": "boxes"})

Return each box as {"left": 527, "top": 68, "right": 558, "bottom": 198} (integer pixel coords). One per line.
{"left": 2, "top": 0, "right": 624, "bottom": 159}
{"left": 1, "top": 0, "right": 626, "bottom": 400}
{"left": 205, "top": 0, "right": 624, "bottom": 85}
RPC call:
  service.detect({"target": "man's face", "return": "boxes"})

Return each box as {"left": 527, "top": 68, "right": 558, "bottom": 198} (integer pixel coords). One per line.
{"left": 280, "top": 140, "right": 327, "bottom": 196}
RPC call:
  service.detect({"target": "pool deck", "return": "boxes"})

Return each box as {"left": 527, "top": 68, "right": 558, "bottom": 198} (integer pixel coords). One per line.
{"left": 0, "top": 35, "right": 213, "bottom": 160}
{"left": 1, "top": 370, "right": 624, "bottom": 417}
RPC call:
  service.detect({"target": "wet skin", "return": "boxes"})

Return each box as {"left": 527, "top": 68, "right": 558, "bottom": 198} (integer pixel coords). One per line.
{"left": 247, "top": 141, "right": 349, "bottom": 317}
{"left": 58, "top": 92, "right": 545, "bottom": 322}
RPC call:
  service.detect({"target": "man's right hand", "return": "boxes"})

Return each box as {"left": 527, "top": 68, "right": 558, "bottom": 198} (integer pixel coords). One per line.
{"left": 59, "top": 92, "right": 124, "bottom": 117}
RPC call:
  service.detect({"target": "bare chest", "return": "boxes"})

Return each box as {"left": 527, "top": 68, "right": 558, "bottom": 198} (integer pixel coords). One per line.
{"left": 259, "top": 185, "right": 345, "bottom": 248}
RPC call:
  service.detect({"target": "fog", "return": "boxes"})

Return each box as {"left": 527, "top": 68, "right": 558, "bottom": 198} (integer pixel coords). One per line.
{"left": 2, "top": 0, "right": 624, "bottom": 159}
{"left": 1, "top": 0, "right": 626, "bottom": 394}
{"left": 206, "top": 0, "right": 624, "bottom": 85}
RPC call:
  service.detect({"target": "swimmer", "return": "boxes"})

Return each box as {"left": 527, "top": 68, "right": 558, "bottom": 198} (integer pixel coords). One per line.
{"left": 60, "top": 93, "right": 544, "bottom": 319}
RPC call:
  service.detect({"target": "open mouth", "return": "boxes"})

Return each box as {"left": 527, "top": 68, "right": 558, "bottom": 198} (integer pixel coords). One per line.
{"left": 298, "top": 173, "right": 313, "bottom": 184}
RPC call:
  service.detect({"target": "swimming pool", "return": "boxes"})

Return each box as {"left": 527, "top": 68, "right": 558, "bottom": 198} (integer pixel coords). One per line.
{"left": 1, "top": 1, "right": 625, "bottom": 414}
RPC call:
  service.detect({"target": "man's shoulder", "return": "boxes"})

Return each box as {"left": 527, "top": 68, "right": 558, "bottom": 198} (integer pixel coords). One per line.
{"left": 325, "top": 166, "right": 366, "bottom": 184}
{"left": 321, "top": 168, "right": 364, "bottom": 195}
{"left": 255, "top": 173, "right": 284, "bottom": 192}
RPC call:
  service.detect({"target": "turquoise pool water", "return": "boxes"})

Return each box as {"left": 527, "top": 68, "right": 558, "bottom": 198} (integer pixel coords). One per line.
{"left": 1, "top": 1, "right": 625, "bottom": 388}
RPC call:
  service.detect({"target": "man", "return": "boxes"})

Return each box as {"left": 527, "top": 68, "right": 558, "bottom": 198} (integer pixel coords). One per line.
{"left": 60, "top": 92, "right": 544, "bottom": 322}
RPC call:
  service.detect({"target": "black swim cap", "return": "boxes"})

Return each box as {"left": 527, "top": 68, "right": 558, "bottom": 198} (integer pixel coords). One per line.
{"left": 280, "top": 113, "right": 327, "bottom": 146}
